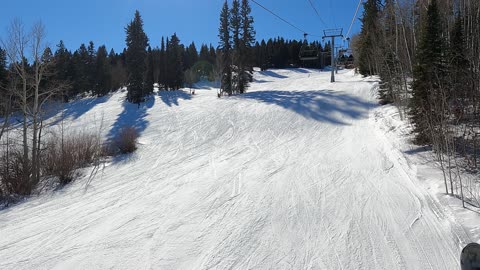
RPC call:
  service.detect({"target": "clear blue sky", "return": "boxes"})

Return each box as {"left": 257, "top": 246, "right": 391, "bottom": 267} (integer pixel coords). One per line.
{"left": 0, "top": 0, "right": 363, "bottom": 53}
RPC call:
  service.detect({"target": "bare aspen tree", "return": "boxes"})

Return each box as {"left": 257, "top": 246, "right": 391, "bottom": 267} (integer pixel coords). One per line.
{"left": 2, "top": 19, "right": 31, "bottom": 190}
{"left": 30, "top": 22, "right": 58, "bottom": 184}
{"left": 1, "top": 19, "right": 61, "bottom": 194}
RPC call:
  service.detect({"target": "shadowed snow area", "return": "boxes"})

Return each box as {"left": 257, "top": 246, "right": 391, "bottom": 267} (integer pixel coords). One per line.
{"left": 0, "top": 69, "right": 472, "bottom": 269}
{"left": 240, "top": 90, "right": 372, "bottom": 125}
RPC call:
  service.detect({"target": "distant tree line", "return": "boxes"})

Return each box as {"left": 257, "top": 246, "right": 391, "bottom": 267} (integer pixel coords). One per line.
{"left": 354, "top": 0, "right": 480, "bottom": 207}
{"left": 252, "top": 38, "right": 335, "bottom": 70}
{"left": 0, "top": 12, "right": 218, "bottom": 107}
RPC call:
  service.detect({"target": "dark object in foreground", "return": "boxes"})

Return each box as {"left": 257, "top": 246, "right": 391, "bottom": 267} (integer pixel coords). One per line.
{"left": 461, "top": 243, "right": 480, "bottom": 270}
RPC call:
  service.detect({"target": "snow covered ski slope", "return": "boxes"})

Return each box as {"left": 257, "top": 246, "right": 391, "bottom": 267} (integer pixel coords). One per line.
{"left": 0, "top": 69, "right": 472, "bottom": 269}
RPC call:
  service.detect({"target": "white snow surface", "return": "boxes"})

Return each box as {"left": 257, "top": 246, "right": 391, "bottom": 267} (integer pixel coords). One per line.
{"left": 0, "top": 69, "right": 476, "bottom": 269}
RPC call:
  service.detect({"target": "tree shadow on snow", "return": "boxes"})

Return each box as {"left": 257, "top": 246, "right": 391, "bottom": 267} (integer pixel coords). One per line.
{"left": 253, "top": 79, "right": 271, "bottom": 84}
{"left": 110, "top": 151, "right": 140, "bottom": 165}
{"left": 258, "top": 70, "right": 288, "bottom": 79}
{"left": 106, "top": 96, "right": 155, "bottom": 143}
{"left": 404, "top": 146, "right": 432, "bottom": 155}
{"left": 158, "top": 90, "right": 192, "bottom": 107}
{"left": 46, "top": 94, "right": 112, "bottom": 125}
{"left": 288, "top": 68, "right": 312, "bottom": 74}
{"left": 240, "top": 90, "right": 375, "bottom": 125}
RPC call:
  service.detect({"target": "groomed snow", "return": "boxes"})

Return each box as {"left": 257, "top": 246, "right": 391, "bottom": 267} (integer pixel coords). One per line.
{"left": 0, "top": 69, "right": 475, "bottom": 269}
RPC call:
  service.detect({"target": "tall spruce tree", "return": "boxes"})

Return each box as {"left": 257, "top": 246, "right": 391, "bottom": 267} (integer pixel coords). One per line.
{"left": 159, "top": 37, "right": 167, "bottom": 89}
{"left": 109, "top": 48, "right": 128, "bottom": 91}
{"left": 87, "top": 41, "right": 97, "bottom": 90}
{"left": 145, "top": 46, "right": 155, "bottom": 93}
{"left": 449, "top": 14, "right": 468, "bottom": 106}
{"left": 410, "top": 0, "right": 445, "bottom": 144}
{"left": 209, "top": 45, "right": 217, "bottom": 64}
{"left": 94, "top": 45, "right": 112, "bottom": 96}
{"left": 0, "top": 47, "right": 8, "bottom": 88}
{"left": 230, "top": 0, "right": 241, "bottom": 93}
{"left": 357, "top": 0, "right": 381, "bottom": 76}
{"left": 199, "top": 44, "right": 210, "bottom": 63}
{"left": 125, "top": 10, "right": 149, "bottom": 104}
{"left": 49, "top": 43, "right": 69, "bottom": 101}
{"left": 53, "top": 41, "right": 72, "bottom": 86}
{"left": 378, "top": 0, "right": 400, "bottom": 104}
{"left": 183, "top": 42, "right": 198, "bottom": 71}
{"left": 0, "top": 46, "right": 8, "bottom": 113}
{"left": 167, "top": 33, "right": 184, "bottom": 90}
{"left": 165, "top": 37, "right": 172, "bottom": 89}
{"left": 219, "top": 0, "right": 232, "bottom": 95}
{"left": 72, "top": 43, "right": 90, "bottom": 95}
{"left": 238, "top": 0, "right": 255, "bottom": 93}
{"left": 230, "top": 0, "right": 241, "bottom": 50}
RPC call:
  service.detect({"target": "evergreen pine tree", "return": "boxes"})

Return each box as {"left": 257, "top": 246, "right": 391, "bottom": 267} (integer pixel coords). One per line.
{"left": 125, "top": 10, "right": 149, "bottom": 104}
{"left": 288, "top": 40, "right": 302, "bottom": 67}
{"left": 83, "top": 41, "right": 97, "bottom": 92}
{"left": 259, "top": 39, "right": 268, "bottom": 70}
{"left": 145, "top": 46, "right": 155, "bottom": 94}
{"left": 159, "top": 37, "right": 166, "bottom": 89}
{"left": 51, "top": 41, "right": 72, "bottom": 101}
{"left": 53, "top": 41, "right": 72, "bottom": 83}
{"left": 357, "top": 0, "right": 381, "bottom": 76}
{"left": 185, "top": 42, "right": 198, "bottom": 70}
{"left": 410, "top": 0, "right": 445, "bottom": 144}
{"left": 449, "top": 14, "right": 468, "bottom": 105}
{"left": 238, "top": 0, "right": 255, "bottom": 93}
{"left": 230, "top": 0, "right": 241, "bottom": 50}
{"left": 72, "top": 43, "right": 90, "bottom": 95}
{"left": 151, "top": 48, "right": 161, "bottom": 85}
{"left": 0, "top": 46, "right": 8, "bottom": 112}
{"left": 0, "top": 47, "right": 6, "bottom": 86}
{"left": 199, "top": 44, "right": 210, "bottom": 63}
{"left": 94, "top": 45, "right": 112, "bottom": 96}
{"left": 218, "top": 0, "right": 232, "bottom": 95}
{"left": 209, "top": 45, "right": 217, "bottom": 64}
{"left": 38, "top": 47, "right": 55, "bottom": 97}
{"left": 165, "top": 37, "right": 173, "bottom": 89}
{"left": 230, "top": 0, "right": 241, "bottom": 93}
{"left": 109, "top": 48, "right": 117, "bottom": 65}
{"left": 167, "top": 33, "right": 184, "bottom": 90}
{"left": 378, "top": 0, "right": 399, "bottom": 105}
{"left": 109, "top": 48, "right": 128, "bottom": 91}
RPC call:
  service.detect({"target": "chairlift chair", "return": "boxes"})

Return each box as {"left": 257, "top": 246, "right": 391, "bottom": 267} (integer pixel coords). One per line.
{"left": 299, "top": 33, "right": 319, "bottom": 61}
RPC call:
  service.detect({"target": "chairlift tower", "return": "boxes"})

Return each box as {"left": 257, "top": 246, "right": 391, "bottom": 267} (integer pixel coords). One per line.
{"left": 323, "top": 28, "right": 343, "bottom": 82}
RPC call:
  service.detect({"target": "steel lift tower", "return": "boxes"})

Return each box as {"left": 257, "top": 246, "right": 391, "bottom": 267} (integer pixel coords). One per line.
{"left": 323, "top": 28, "right": 343, "bottom": 82}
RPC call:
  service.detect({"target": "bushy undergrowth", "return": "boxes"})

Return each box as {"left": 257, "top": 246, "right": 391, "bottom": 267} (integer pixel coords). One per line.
{"left": 112, "top": 126, "right": 138, "bottom": 154}
{"left": 0, "top": 128, "right": 104, "bottom": 200}
{"left": 1, "top": 121, "right": 140, "bottom": 205}
{"left": 43, "top": 130, "right": 103, "bottom": 185}
{"left": 0, "top": 146, "right": 32, "bottom": 197}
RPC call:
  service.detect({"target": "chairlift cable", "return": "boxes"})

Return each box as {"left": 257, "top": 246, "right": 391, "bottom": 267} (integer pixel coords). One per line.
{"left": 306, "top": 0, "right": 328, "bottom": 27}
{"left": 345, "top": 0, "right": 363, "bottom": 39}
{"left": 250, "top": 0, "right": 322, "bottom": 38}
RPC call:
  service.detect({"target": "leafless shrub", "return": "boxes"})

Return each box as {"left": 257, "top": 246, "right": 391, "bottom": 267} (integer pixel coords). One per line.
{"left": 112, "top": 126, "right": 138, "bottom": 154}
{"left": 0, "top": 145, "right": 32, "bottom": 197}
{"left": 42, "top": 129, "right": 103, "bottom": 185}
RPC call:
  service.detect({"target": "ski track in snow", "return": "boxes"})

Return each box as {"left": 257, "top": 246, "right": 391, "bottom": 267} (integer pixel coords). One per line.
{"left": 0, "top": 69, "right": 473, "bottom": 269}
